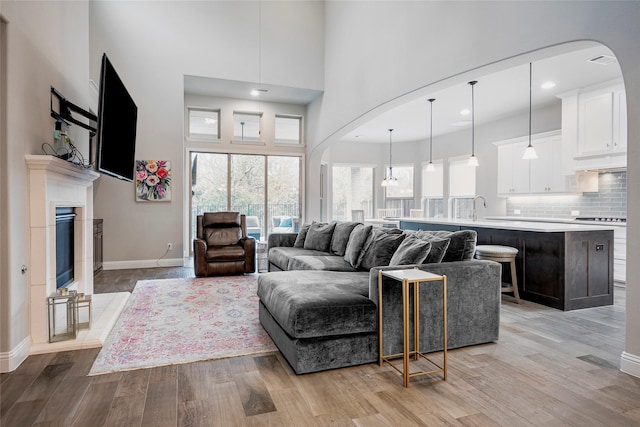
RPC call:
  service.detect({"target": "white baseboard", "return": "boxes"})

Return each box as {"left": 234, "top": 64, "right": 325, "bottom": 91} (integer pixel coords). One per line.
{"left": 620, "top": 351, "right": 640, "bottom": 378}
{"left": 103, "top": 257, "right": 188, "bottom": 270}
{"left": 0, "top": 336, "right": 31, "bottom": 373}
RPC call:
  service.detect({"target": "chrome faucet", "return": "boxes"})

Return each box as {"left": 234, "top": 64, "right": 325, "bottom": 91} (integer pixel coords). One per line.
{"left": 472, "top": 195, "right": 487, "bottom": 221}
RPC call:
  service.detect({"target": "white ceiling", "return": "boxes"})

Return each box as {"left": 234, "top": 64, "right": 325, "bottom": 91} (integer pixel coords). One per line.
{"left": 343, "top": 44, "right": 622, "bottom": 143}
{"left": 184, "top": 43, "right": 622, "bottom": 144}
{"left": 184, "top": 75, "right": 323, "bottom": 105}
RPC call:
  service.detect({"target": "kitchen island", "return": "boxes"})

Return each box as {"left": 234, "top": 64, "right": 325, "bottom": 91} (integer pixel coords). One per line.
{"left": 398, "top": 218, "right": 615, "bottom": 311}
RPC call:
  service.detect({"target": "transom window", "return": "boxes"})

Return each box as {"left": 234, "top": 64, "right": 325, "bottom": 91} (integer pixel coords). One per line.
{"left": 275, "top": 115, "right": 302, "bottom": 145}
{"left": 188, "top": 108, "right": 219, "bottom": 140}
{"left": 233, "top": 112, "right": 262, "bottom": 142}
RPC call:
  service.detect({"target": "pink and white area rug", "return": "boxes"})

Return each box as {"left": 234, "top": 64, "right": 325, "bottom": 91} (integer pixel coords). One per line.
{"left": 89, "top": 275, "right": 276, "bottom": 375}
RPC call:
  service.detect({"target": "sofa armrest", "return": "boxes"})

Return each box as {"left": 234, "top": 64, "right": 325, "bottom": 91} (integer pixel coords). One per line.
{"left": 193, "top": 238, "right": 208, "bottom": 277}
{"left": 368, "top": 259, "right": 502, "bottom": 353}
{"left": 267, "top": 233, "right": 297, "bottom": 250}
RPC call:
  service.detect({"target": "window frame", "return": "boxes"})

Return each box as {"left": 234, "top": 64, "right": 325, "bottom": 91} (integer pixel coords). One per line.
{"left": 187, "top": 107, "right": 221, "bottom": 142}
{"left": 232, "top": 111, "right": 264, "bottom": 145}
{"left": 275, "top": 114, "right": 303, "bottom": 146}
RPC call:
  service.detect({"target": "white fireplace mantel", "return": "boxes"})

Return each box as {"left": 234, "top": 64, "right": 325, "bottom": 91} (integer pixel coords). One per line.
{"left": 25, "top": 155, "right": 100, "bottom": 347}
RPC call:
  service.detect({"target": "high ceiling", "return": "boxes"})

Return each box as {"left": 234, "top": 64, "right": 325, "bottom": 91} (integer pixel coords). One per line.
{"left": 342, "top": 44, "right": 622, "bottom": 144}
{"left": 184, "top": 42, "right": 622, "bottom": 144}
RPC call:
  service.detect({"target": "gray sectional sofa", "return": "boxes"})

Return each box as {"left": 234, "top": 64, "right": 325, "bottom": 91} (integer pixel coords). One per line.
{"left": 257, "top": 221, "right": 502, "bottom": 374}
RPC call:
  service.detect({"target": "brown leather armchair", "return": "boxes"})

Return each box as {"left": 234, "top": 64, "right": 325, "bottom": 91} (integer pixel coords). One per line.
{"left": 193, "top": 212, "right": 256, "bottom": 276}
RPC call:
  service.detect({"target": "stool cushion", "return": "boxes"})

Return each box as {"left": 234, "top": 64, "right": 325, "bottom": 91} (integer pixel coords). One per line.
{"left": 475, "top": 245, "right": 518, "bottom": 256}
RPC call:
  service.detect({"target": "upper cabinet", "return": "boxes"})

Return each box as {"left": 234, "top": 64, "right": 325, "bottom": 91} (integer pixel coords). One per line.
{"left": 495, "top": 130, "right": 571, "bottom": 196}
{"left": 529, "top": 135, "right": 566, "bottom": 193}
{"left": 497, "top": 142, "right": 530, "bottom": 194}
{"left": 559, "top": 80, "right": 627, "bottom": 170}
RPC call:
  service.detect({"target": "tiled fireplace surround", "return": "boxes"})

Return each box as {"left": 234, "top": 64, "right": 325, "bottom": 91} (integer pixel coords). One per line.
{"left": 25, "top": 155, "right": 128, "bottom": 355}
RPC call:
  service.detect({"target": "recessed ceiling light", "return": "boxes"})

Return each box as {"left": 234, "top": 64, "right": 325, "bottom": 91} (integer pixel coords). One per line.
{"left": 541, "top": 81, "right": 556, "bottom": 89}
{"left": 460, "top": 109, "right": 470, "bottom": 116}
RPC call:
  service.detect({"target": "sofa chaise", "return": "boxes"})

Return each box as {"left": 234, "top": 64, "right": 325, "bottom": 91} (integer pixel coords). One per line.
{"left": 257, "top": 221, "right": 502, "bottom": 374}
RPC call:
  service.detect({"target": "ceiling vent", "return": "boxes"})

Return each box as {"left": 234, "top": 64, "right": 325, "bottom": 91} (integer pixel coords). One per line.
{"left": 587, "top": 54, "right": 617, "bottom": 66}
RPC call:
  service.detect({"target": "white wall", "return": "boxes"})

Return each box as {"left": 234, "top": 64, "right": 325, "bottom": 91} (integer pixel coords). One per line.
{"left": 310, "top": 1, "right": 640, "bottom": 378}
{"left": 1, "top": 0, "right": 91, "bottom": 367}
{"left": 89, "top": 1, "right": 323, "bottom": 265}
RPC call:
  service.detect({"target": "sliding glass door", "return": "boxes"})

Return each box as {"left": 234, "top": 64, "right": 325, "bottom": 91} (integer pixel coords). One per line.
{"left": 190, "top": 152, "right": 301, "bottom": 243}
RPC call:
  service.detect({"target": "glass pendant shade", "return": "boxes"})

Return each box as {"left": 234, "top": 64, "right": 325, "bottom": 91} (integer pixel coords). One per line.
{"left": 468, "top": 154, "right": 479, "bottom": 167}
{"left": 426, "top": 161, "right": 435, "bottom": 172}
{"left": 523, "top": 144, "right": 538, "bottom": 159}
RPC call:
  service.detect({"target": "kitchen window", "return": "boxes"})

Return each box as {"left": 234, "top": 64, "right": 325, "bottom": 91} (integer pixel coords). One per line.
{"left": 448, "top": 157, "right": 476, "bottom": 219}
{"left": 422, "top": 161, "right": 444, "bottom": 218}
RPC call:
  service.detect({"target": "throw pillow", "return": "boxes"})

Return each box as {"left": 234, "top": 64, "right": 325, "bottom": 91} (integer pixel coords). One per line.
{"left": 303, "top": 221, "right": 336, "bottom": 252}
{"left": 293, "top": 223, "right": 310, "bottom": 248}
{"left": 330, "top": 221, "right": 361, "bottom": 256}
{"left": 418, "top": 230, "right": 477, "bottom": 262}
{"left": 358, "top": 228, "right": 406, "bottom": 271}
{"left": 389, "top": 235, "right": 432, "bottom": 266}
{"left": 280, "top": 217, "right": 293, "bottom": 228}
{"left": 343, "top": 224, "right": 373, "bottom": 268}
{"left": 414, "top": 231, "right": 451, "bottom": 263}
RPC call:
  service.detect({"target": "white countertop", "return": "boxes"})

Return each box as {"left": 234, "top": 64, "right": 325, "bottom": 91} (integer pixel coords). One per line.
{"left": 397, "top": 217, "right": 616, "bottom": 232}
{"left": 485, "top": 216, "right": 626, "bottom": 227}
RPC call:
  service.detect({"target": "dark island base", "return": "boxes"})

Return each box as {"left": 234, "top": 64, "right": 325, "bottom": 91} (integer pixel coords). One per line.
{"left": 400, "top": 221, "right": 614, "bottom": 311}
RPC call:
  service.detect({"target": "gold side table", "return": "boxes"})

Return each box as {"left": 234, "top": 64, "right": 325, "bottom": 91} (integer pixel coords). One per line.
{"left": 378, "top": 268, "right": 447, "bottom": 387}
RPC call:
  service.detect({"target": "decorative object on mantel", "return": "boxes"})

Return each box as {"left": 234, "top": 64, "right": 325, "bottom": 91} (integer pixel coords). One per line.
{"left": 522, "top": 62, "right": 539, "bottom": 160}
{"left": 381, "top": 128, "right": 399, "bottom": 187}
{"left": 89, "top": 275, "right": 276, "bottom": 375}
{"left": 426, "top": 98, "right": 436, "bottom": 172}
{"left": 468, "top": 80, "right": 479, "bottom": 167}
{"left": 135, "top": 160, "right": 172, "bottom": 202}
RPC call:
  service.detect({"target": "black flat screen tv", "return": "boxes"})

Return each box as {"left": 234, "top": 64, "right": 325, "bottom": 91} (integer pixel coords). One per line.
{"left": 96, "top": 54, "right": 137, "bottom": 182}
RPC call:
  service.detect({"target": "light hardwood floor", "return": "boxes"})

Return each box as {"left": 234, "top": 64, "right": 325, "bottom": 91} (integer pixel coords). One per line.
{"left": 1, "top": 268, "right": 639, "bottom": 426}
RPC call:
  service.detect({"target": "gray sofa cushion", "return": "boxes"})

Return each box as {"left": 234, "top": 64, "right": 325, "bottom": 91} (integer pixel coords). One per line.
{"left": 389, "top": 235, "right": 432, "bottom": 266}
{"left": 303, "top": 222, "right": 336, "bottom": 252}
{"left": 257, "top": 271, "right": 375, "bottom": 339}
{"left": 343, "top": 224, "right": 373, "bottom": 268}
{"left": 358, "top": 228, "right": 406, "bottom": 271}
{"left": 288, "top": 255, "right": 358, "bottom": 272}
{"left": 330, "top": 221, "right": 361, "bottom": 256}
{"left": 293, "top": 224, "right": 310, "bottom": 248}
{"left": 418, "top": 230, "right": 477, "bottom": 262}
{"left": 412, "top": 232, "right": 451, "bottom": 263}
{"left": 269, "top": 247, "right": 330, "bottom": 271}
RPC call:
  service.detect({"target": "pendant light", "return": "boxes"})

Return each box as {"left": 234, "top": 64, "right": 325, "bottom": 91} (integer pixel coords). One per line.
{"left": 426, "top": 98, "right": 436, "bottom": 172}
{"left": 381, "top": 129, "right": 398, "bottom": 187}
{"left": 468, "top": 81, "right": 479, "bottom": 167}
{"left": 522, "top": 62, "right": 538, "bottom": 160}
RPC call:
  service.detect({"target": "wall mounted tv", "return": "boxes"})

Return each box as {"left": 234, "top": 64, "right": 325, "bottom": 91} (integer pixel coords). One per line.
{"left": 96, "top": 54, "right": 137, "bottom": 182}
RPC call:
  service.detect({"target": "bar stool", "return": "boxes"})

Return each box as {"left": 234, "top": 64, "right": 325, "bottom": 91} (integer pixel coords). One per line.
{"left": 474, "top": 245, "right": 521, "bottom": 304}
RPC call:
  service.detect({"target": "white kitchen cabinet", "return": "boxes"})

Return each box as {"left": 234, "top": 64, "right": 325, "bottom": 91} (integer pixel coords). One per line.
{"left": 559, "top": 80, "right": 627, "bottom": 170}
{"left": 497, "top": 142, "right": 530, "bottom": 195}
{"left": 529, "top": 135, "right": 567, "bottom": 193}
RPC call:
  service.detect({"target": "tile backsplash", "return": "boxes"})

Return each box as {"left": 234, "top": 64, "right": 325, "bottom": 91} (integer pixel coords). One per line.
{"left": 506, "top": 171, "right": 627, "bottom": 218}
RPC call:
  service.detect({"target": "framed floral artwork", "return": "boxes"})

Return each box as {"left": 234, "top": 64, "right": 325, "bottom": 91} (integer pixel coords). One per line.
{"left": 135, "top": 160, "right": 172, "bottom": 202}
